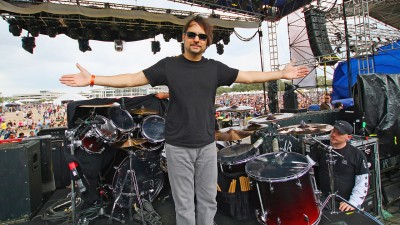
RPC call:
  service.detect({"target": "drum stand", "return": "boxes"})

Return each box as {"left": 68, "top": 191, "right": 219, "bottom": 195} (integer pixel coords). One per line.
{"left": 109, "top": 150, "right": 147, "bottom": 225}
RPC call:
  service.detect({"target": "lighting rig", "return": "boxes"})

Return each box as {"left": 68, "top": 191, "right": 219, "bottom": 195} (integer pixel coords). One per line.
{"left": 0, "top": 0, "right": 261, "bottom": 54}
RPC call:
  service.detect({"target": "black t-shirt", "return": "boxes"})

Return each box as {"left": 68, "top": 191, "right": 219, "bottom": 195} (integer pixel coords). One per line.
{"left": 143, "top": 55, "right": 238, "bottom": 148}
{"left": 308, "top": 143, "right": 369, "bottom": 200}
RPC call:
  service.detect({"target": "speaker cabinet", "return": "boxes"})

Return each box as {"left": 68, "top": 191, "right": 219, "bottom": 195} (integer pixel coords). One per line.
{"left": 304, "top": 9, "right": 336, "bottom": 65}
{"left": 0, "top": 140, "right": 42, "bottom": 224}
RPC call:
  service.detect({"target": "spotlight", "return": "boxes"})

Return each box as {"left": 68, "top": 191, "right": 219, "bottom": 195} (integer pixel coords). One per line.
{"left": 100, "top": 29, "right": 111, "bottom": 40}
{"left": 68, "top": 27, "right": 79, "bottom": 39}
{"left": 85, "top": 28, "right": 97, "bottom": 39}
{"left": 78, "top": 39, "right": 92, "bottom": 52}
{"left": 163, "top": 33, "right": 172, "bottom": 42}
{"left": 47, "top": 27, "right": 58, "bottom": 38}
{"left": 151, "top": 41, "right": 161, "bottom": 54}
{"left": 216, "top": 43, "right": 224, "bottom": 55}
{"left": 114, "top": 39, "right": 123, "bottom": 52}
{"left": 223, "top": 35, "right": 230, "bottom": 45}
{"left": 9, "top": 24, "right": 22, "bottom": 36}
{"left": 21, "top": 36, "right": 36, "bottom": 54}
{"left": 28, "top": 26, "right": 39, "bottom": 37}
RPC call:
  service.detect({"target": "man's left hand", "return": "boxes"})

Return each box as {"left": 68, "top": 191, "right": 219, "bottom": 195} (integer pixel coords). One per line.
{"left": 339, "top": 202, "right": 355, "bottom": 212}
{"left": 281, "top": 59, "right": 310, "bottom": 80}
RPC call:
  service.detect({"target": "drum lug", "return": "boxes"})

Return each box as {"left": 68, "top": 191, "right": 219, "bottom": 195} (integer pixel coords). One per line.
{"left": 303, "top": 214, "right": 309, "bottom": 223}
{"left": 296, "top": 179, "right": 302, "bottom": 189}
{"left": 276, "top": 217, "right": 281, "bottom": 225}
{"left": 269, "top": 183, "right": 274, "bottom": 193}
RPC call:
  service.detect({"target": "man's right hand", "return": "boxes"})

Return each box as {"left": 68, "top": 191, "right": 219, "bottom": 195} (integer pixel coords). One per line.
{"left": 59, "top": 63, "right": 91, "bottom": 87}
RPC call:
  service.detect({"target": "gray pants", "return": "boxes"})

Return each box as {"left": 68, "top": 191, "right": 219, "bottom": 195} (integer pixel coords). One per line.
{"left": 165, "top": 142, "right": 217, "bottom": 225}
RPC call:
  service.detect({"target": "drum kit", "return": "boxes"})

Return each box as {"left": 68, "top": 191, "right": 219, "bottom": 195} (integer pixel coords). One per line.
{"left": 65, "top": 104, "right": 166, "bottom": 225}
{"left": 215, "top": 114, "right": 383, "bottom": 225}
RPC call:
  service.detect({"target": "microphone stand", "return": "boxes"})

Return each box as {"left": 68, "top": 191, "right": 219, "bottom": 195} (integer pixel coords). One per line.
{"left": 306, "top": 135, "right": 344, "bottom": 213}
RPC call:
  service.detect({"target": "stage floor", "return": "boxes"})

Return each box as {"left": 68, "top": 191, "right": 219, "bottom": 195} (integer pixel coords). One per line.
{"left": 10, "top": 185, "right": 400, "bottom": 225}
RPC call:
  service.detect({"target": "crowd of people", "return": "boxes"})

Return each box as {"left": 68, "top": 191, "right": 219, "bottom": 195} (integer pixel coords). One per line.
{"left": 0, "top": 103, "right": 68, "bottom": 140}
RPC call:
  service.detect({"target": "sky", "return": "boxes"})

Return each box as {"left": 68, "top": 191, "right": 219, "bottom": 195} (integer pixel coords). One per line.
{"left": 0, "top": 0, "right": 291, "bottom": 97}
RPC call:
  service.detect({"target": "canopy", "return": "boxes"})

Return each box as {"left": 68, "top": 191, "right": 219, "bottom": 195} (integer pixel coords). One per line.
{"left": 53, "top": 93, "right": 88, "bottom": 105}
{"left": 332, "top": 40, "right": 400, "bottom": 100}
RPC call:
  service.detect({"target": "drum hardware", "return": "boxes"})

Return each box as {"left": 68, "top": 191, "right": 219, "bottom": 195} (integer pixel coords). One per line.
{"left": 129, "top": 106, "right": 159, "bottom": 116}
{"left": 109, "top": 150, "right": 147, "bottom": 225}
{"left": 277, "top": 121, "right": 334, "bottom": 135}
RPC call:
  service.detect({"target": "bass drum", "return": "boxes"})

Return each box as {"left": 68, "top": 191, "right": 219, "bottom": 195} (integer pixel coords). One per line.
{"left": 107, "top": 149, "right": 165, "bottom": 208}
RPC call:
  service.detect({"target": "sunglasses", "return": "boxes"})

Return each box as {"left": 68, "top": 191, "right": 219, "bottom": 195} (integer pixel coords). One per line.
{"left": 185, "top": 32, "right": 208, "bottom": 41}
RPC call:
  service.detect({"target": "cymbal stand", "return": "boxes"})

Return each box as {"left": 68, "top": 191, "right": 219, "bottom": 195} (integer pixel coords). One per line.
{"left": 65, "top": 126, "right": 84, "bottom": 225}
{"left": 108, "top": 150, "right": 146, "bottom": 225}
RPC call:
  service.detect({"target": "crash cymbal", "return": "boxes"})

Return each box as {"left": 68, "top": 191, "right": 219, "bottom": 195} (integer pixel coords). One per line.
{"left": 242, "top": 123, "right": 268, "bottom": 131}
{"left": 216, "top": 105, "right": 253, "bottom": 112}
{"left": 215, "top": 128, "right": 254, "bottom": 141}
{"left": 277, "top": 122, "right": 334, "bottom": 135}
{"left": 248, "top": 113, "right": 294, "bottom": 124}
{"left": 129, "top": 107, "right": 158, "bottom": 115}
{"left": 120, "top": 138, "right": 148, "bottom": 148}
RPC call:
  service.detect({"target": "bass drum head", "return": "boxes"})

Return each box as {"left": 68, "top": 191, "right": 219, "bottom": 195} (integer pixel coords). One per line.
{"left": 111, "top": 150, "right": 165, "bottom": 208}
{"left": 245, "top": 152, "right": 311, "bottom": 183}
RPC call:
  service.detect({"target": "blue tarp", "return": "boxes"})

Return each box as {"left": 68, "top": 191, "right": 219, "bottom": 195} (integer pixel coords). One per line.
{"left": 332, "top": 40, "right": 400, "bottom": 100}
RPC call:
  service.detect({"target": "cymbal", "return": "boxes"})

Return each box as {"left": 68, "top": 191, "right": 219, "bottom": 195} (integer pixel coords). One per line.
{"left": 242, "top": 123, "right": 268, "bottom": 131}
{"left": 216, "top": 105, "right": 253, "bottom": 112}
{"left": 215, "top": 128, "right": 254, "bottom": 141}
{"left": 129, "top": 108, "right": 158, "bottom": 115}
{"left": 277, "top": 123, "right": 334, "bottom": 135}
{"left": 79, "top": 104, "right": 115, "bottom": 108}
{"left": 248, "top": 113, "right": 294, "bottom": 124}
{"left": 120, "top": 138, "right": 148, "bottom": 148}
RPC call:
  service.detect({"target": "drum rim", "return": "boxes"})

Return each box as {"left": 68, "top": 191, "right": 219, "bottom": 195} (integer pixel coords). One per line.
{"left": 218, "top": 144, "right": 258, "bottom": 165}
{"left": 141, "top": 115, "right": 165, "bottom": 142}
{"left": 245, "top": 152, "right": 312, "bottom": 183}
{"left": 93, "top": 115, "right": 119, "bottom": 142}
{"left": 108, "top": 106, "right": 135, "bottom": 133}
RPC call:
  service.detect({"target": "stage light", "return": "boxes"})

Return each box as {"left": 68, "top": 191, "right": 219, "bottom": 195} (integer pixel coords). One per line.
{"left": 28, "top": 26, "right": 39, "bottom": 37}
{"left": 114, "top": 39, "right": 123, "bottom": 52}
{"left": 163, "top": 33, "right": 172, "bottom": 42}
{"left": 68, "top": 27, "right": 79, "bottom": 39}
{"left": 223, "top": 35, "right": 230, "bottom": 45}
{"left": 151, "top": 41, "right": 161, "bottom": 54}
{"left": 78, "top": 39, "right": 92, "bottom": 52}
{"left": 100, "top": 29, "right": 111, "bottom": 40}
{"left": 47, "top": 27, "right": 58, "bottom": 38}
{"left": 21, "top": 36, "right": 36, "bottom": 54}
{"left": 86, "top": 28, "right": 97, "bottom": 39}
{"left": 216, "top": 43, "right": 224, "bottom": 55}
{"left": 9, "top": 24, "right": 22, "bottom": 36}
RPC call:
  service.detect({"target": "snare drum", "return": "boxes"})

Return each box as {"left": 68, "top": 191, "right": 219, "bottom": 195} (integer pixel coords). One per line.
{"left": 245, "top": 152, "right": 321, "bottom": 225}
{"left": 218, "top": 144, "right": 258, "bottom": 174}
{"left": 108, "top": 106, "right": 135, "bottom": 133}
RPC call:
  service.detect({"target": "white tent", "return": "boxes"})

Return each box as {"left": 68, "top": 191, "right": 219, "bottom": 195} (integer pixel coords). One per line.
{"left": 53, "top": 93, "right": 88, "bottom": 105}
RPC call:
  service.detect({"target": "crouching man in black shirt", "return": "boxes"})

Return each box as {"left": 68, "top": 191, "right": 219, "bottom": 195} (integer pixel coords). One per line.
{"left": 307, "top": 120, "right": 369, "bottom": 211}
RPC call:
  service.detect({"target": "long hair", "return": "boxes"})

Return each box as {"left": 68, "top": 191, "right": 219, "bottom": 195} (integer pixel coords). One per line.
{"left": 182, "top": 15, "right": 213, "bottom": 47}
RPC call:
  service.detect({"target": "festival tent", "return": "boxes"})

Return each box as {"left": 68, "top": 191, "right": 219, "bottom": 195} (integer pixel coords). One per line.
{"left": 332, "top": 40, "right": 400, "bottom": 100}
{"left": 52, "top": 93, "right": 88, "bottom": 105}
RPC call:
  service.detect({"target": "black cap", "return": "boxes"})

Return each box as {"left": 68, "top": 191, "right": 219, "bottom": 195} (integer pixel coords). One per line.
{"left": 333, "top": 120, "right": 353, "bottom": 135}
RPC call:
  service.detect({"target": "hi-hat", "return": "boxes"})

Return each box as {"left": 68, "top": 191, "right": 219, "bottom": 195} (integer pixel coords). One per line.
{"left": 215, "top": 128, "right": 254, "bottom": 141}
{"left": 129, "top": 107, "right": 158, "bottom": 115}
{"left": 120, "top": 138, "right": 148, "bottom": 148}
{"left": 277, "top": 122, "right": 334, "bottom": 135}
